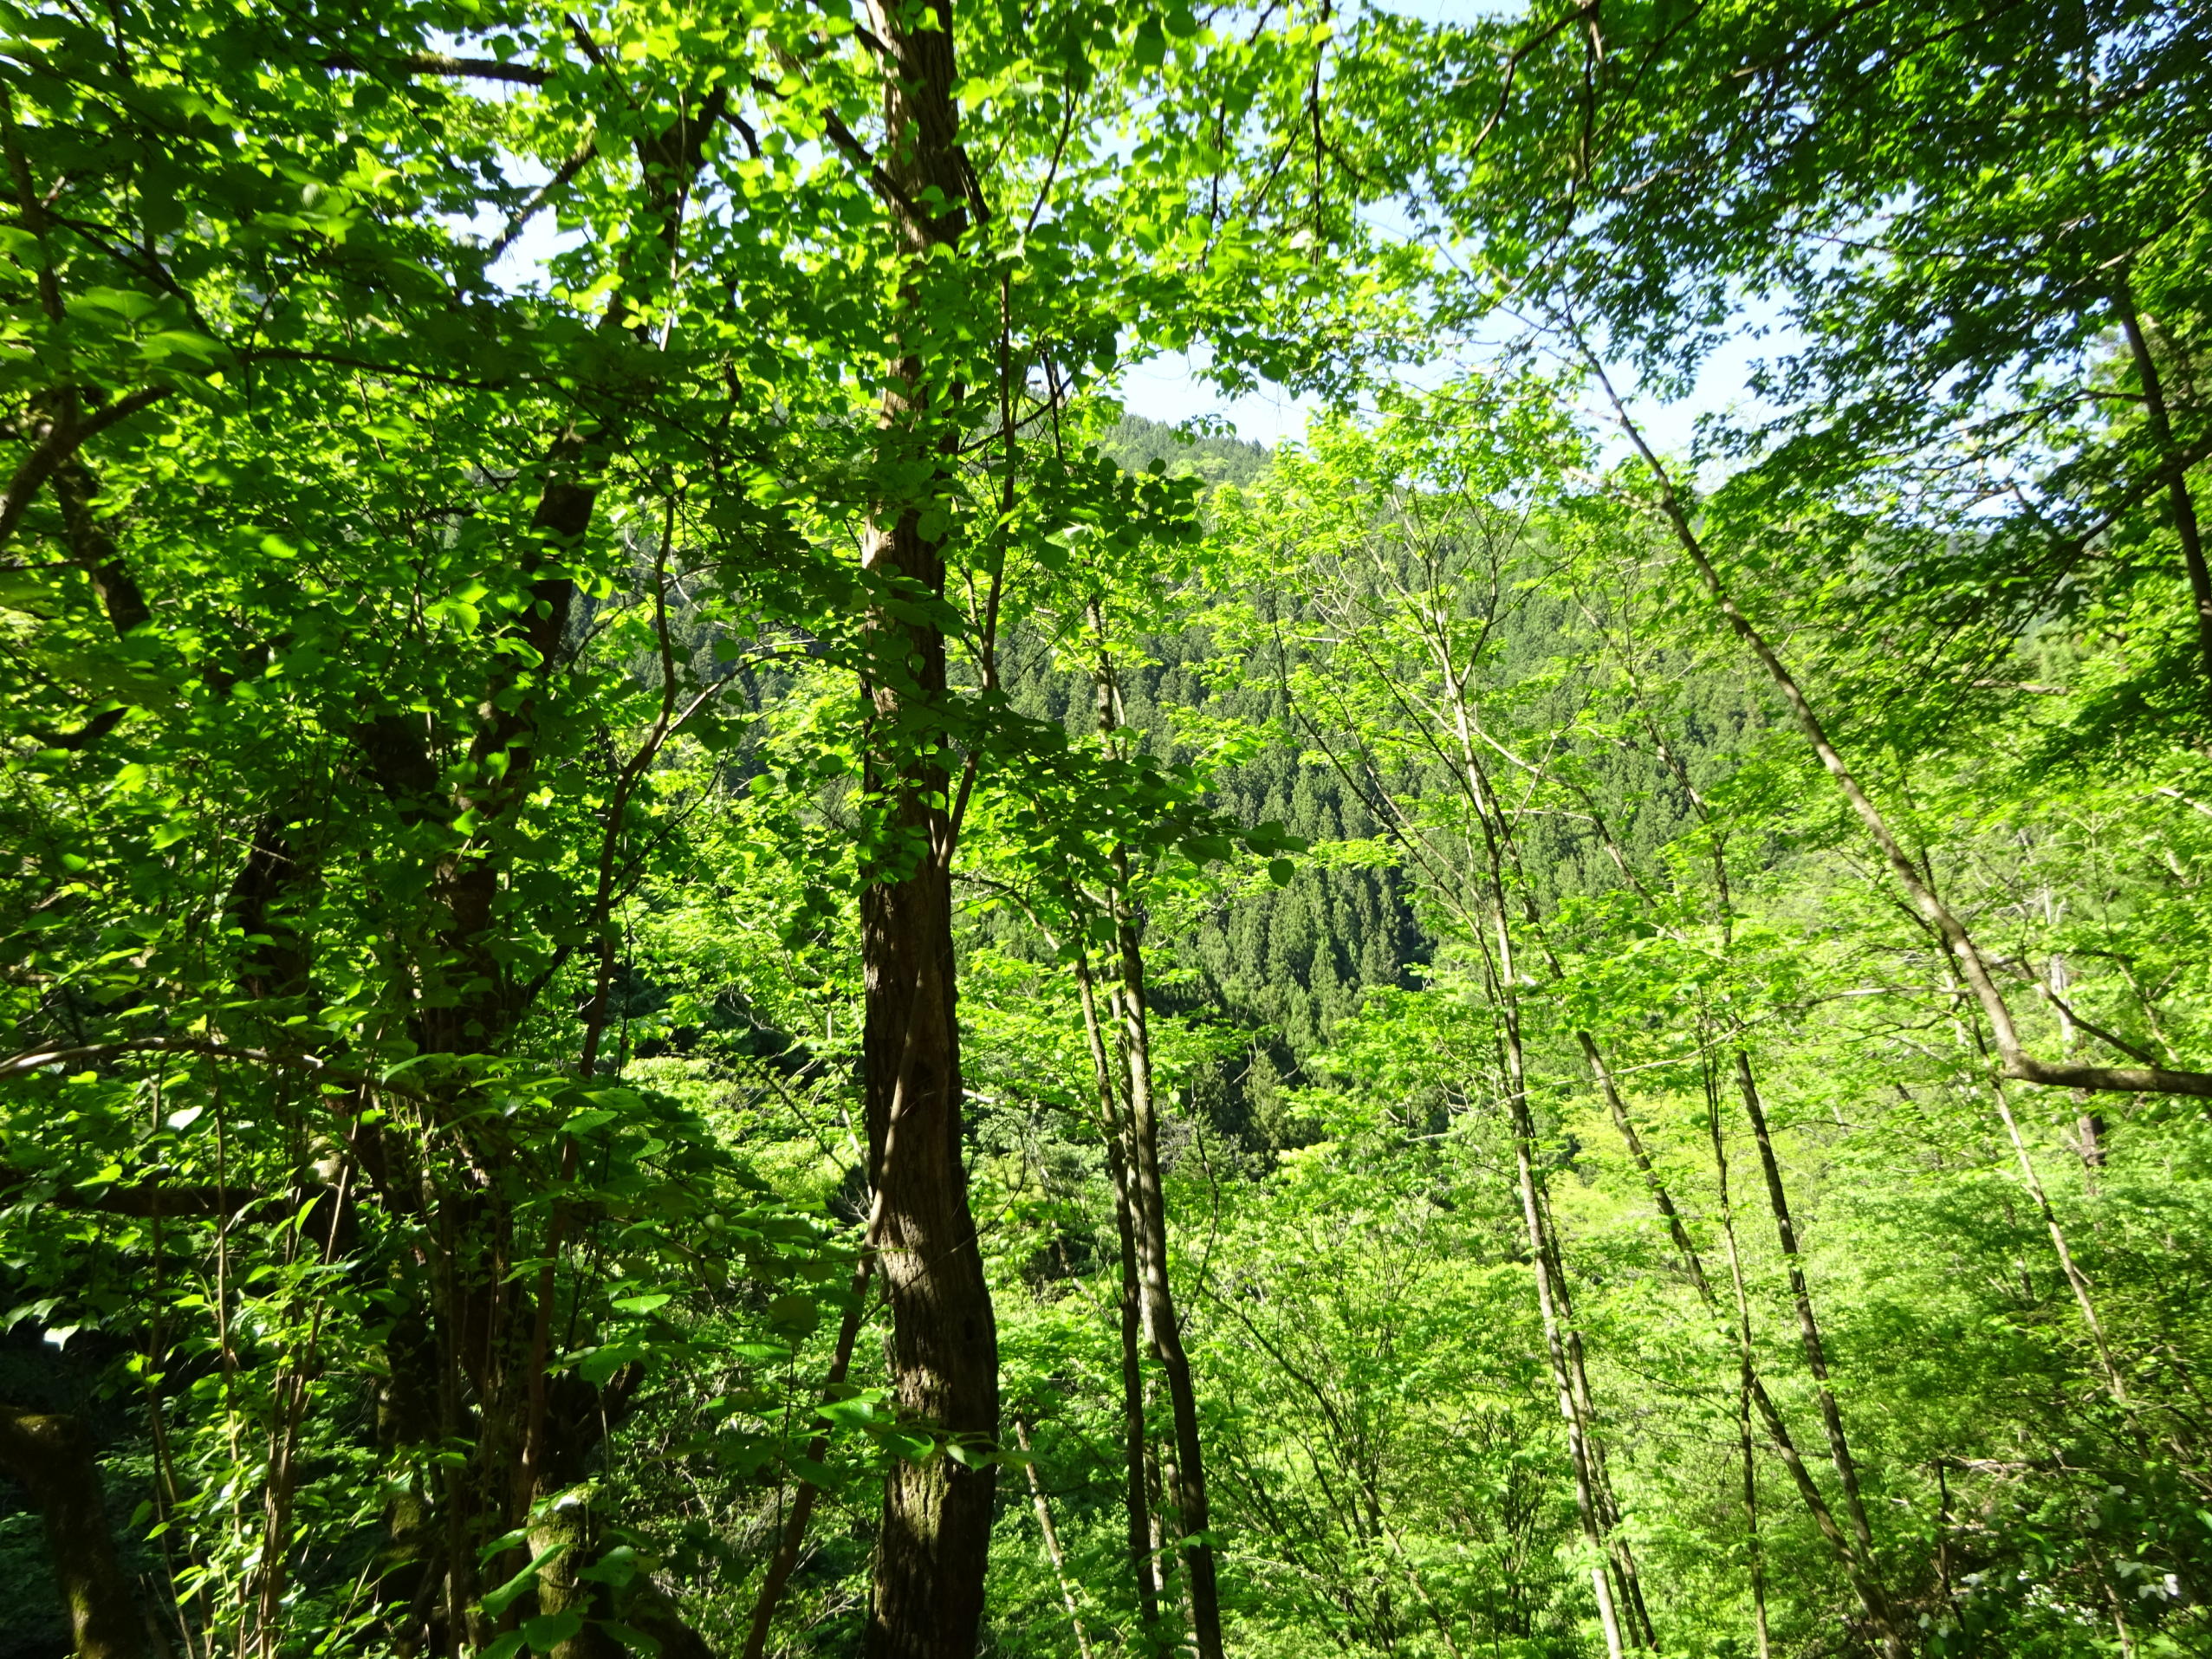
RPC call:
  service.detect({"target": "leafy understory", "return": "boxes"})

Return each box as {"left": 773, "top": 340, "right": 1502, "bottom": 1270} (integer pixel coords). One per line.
{"left": 1, "top": 3, "right": 2208, "bottom": 1657}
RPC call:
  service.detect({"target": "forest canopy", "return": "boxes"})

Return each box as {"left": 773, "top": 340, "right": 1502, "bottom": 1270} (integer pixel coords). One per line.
{"left": 0, "top": 2, "right": 2208, "bottom": 1657}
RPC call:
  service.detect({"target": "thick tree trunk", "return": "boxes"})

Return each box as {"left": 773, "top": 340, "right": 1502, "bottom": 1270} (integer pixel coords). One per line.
{"left": 0, "top": 1406, "right": 150, "bottom": 1659}
{"left": 859, "top": 8, "right": 999, "bottom": 1652}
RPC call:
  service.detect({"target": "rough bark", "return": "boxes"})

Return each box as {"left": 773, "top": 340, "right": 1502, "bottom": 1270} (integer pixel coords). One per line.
{"left": 858, "top": 793, "right": 999, "bottom": 1659}
{"left": 392, "top": 93, "right": 723, "bottom": 1654}
{"left": 858, "top": 7, "right": 1000, "bottom": 1651}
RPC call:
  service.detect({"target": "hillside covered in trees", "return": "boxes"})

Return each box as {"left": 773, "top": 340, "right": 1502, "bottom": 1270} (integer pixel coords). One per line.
{"left": 2, "top": 3, "right": 2209, "bottom": 1657}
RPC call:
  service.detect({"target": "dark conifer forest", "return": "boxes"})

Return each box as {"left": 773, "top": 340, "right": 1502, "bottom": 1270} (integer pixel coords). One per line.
{"left": 2, "top": 3, "right": 2210, "bottom": 1655}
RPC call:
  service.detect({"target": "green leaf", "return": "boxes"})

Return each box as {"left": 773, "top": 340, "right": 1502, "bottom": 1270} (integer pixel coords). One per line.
{"left": 0, "top": 570, "right": 58, "bottom": 614}
{"left": 576, "top": 1545, "right": 643, "bottom": 1587}
{"left": 479, "top": 1543, "right": 568, "bottom": 1617}
{"left": 523, "top": 1612, "right": 583, "bottom": 1651}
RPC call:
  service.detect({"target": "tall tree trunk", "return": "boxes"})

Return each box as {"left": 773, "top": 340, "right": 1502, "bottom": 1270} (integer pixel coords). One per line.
{"left": 1738, "top": 1379, "right": 1772, "bottom": 1659}
{"left": 0, "top": 1406, "right": 151, "bottom": 1659}
{"left": 1580, "top": 343, "right": 2212, "bottom": 1098}
{"left": 859, "top": 6, "right": 999, "bottom": 1652}
{"left": 1089, "top": 627, "right": 1226, "bottom": 1659}
{"left": 1109, "top": 910, "right": 1226, "bottom": 1659}
{"left": 1493, "top": 916, "right": 1627, "bottom": 1659}
{"left": 1612, "top": 700, "right": 1910, "bottom": 1646}
{"left": 1013, "top": 1417, "right": 1097, "bottom": 1659}
{"left": 1440, "top": 682, "right": 1646, "bottom": 1656}
{"left": 1729, "top": 1050, "right": 1905, "bottom": 1659}
{"left": 2112, "top": 277, "right": 2212, "bottom": 705}
{"left": 1540, "top": 1211, "right": 1656, "bottom": 1649}
{"left": 1074, "top": 947, "right": 1167, "bottom": 1647}
{"left": 1703, "top": 1055, "right": 1774, "bottom": 1659}
{"left": 1584, "top": 1021, "right": 1898, "bottom": 1641}
{"left": 359, "top": 90, "right": 727, "bottom": 1653}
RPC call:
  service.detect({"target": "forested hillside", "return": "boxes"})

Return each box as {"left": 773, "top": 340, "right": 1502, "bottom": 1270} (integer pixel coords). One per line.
{"left": 2, "top": 3, "right": 2209, "bottom": 1658}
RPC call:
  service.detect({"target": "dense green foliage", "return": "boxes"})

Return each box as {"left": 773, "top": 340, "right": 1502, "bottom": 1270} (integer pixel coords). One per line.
{"left": 3, "top": 3, "right": 2209, "bottom": 1657}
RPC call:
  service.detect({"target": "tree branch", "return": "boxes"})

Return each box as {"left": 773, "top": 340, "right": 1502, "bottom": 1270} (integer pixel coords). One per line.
{"left": 324, "top": 50, "right": 555, "bottom": 87}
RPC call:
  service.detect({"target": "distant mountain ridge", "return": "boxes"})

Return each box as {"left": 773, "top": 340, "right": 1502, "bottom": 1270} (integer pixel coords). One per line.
{"left": 1096, "top": 412, "right": 1271, "bottom": 487}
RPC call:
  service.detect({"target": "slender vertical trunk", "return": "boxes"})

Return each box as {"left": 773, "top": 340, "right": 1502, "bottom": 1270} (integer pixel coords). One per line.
{"left": 1955, "top": 943, "right": 2137, "bottom": 1417}
{"left": 1739, "top": 1384, "right": 1771, "bottom": 1659}
{"left": 1013, "top": 1418, "right": 1095, "bottom": 1659}
{"left": 2104, "top": 1571, "right": 2140, "bottom": 1659}
{"left": 1440, "top": 681, "right": 1644, "bottom": 1655}
{"left": 1482, "top": 901, "right": 1626, "bottom": 1659}
{"left": 1074, "top": 948, "right": 1165, "bottom": 1646}
{"left": 1704, "top": 1055, "right": 1773, "bottom": 1659}
{"left": 1088, "top": 619, "right": 1226, "bottom": 1659}
{"left": 1580, "top": 1033, "right": 1706, "bottom": 1280}
{"left": 1590, "top": 1026, "right": 1891, "bottom": 1633}
{"left": 1110, "top": 882, "right": 1227, "bottom": 1659}
{"left": 1730, "top": 1051, "right": 1906, "bottom": 1658}
{"left": 1989, "top": 1080, "right": 2131, "bottom": 1406}
{"left": 858, "top": 7, "right": 1000, "bottom": 1652}
{"left": 1505, "top": 1040, "right": 1626, "bottom": 1659}
{"left": 2076, "top": 1109, "right": 2106, "bottom": 1175}
{"left": 1538, "top": 1209, "right": 1655, "bottom": 1648}
{"left": 1599, "top": 667, "right": 1904, "bottom": 1648}
{"left": 251, "top": 1160, "right": 352, "bottom": 1654}
{"left": 742, "top": 1253, "right": 877, "bottom": 1659}
{"left": 1510, "top": 806, "right": 1842, "bottom": 1640}
{"left": 1145, "top": 1425, "right": 1174, "bottom": 1613}
{"left": 1730, "top": 1051, "right": 1866, "bottom": 1546}
{"left": 2112, "top": 278, "right": 2212, "bottom": 704}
